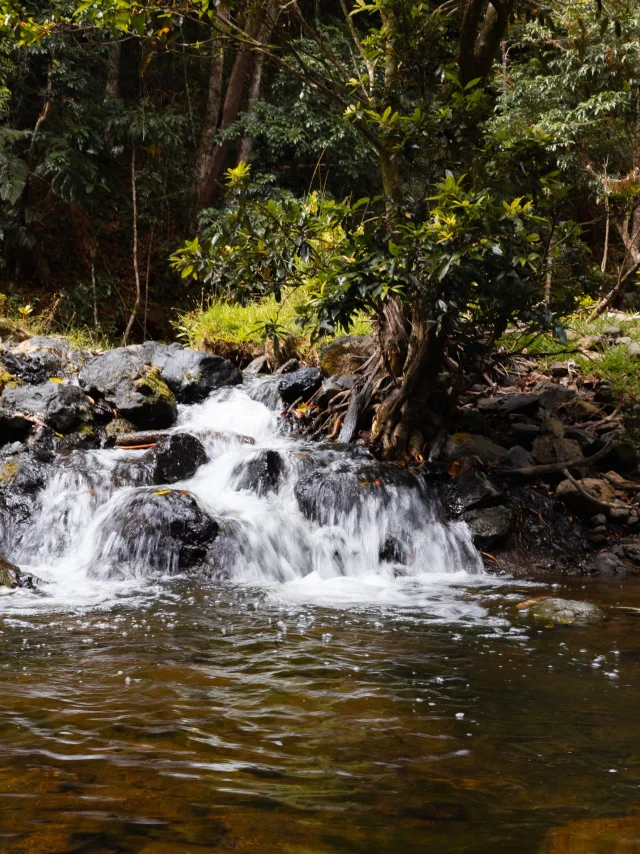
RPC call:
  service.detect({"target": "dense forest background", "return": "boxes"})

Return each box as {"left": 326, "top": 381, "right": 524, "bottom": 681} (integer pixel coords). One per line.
{"left": 2, "top": 0, "right": 640, "bottom": 456}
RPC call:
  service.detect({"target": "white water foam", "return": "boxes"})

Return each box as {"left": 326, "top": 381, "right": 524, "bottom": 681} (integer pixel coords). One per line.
{"left": 2, "top": 381, "right": 488, "bottom": 613}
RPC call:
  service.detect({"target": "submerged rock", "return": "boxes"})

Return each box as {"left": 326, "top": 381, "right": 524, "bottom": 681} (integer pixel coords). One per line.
{"left": 0, "top": 382, "right": 92, "bottom": 433}
{"left": 233, "top": 449, "right": 284, "bottom": 495}
{"left": 586, "top": 551, "right": 628, "bottom": 578}
{"left": 91, "top": 489, "right": 219, "bottom": 575}
{"left": 153, "top": 432, "right": 208, "bottom": 484}
{"left": 278, "top": 368, "right": 323, "bottom": 405}
{"left": 0, "top": 555, "right": 41, "bottom": 591}
{"left": 460, "top": 505, "right": 514, "bottom": 549}
{"left": 522, "top": 597, "right": 603, "bottom": 625}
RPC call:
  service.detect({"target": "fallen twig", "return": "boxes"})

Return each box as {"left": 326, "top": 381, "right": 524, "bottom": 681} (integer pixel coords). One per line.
{"left": 497, "top": 440, "right": 614, "bottom": 477}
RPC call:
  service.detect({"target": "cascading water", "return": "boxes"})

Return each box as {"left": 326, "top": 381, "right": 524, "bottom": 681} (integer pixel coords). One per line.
{"left": 3, "top": 379, "right": 482, "bottom": 608}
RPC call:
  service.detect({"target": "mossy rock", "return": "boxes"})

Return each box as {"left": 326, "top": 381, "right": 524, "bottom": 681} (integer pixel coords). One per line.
{"left": 105, "top": 418, "right": 138, "bottom": 440}
{"left": 0, "top": 555, "right": 40, "bottom": 591}
{"left": 0, "top": 459, "right": 21, "bottom": 484}
{"left": 522, "top": 597, "right": 603, "bottom": 626}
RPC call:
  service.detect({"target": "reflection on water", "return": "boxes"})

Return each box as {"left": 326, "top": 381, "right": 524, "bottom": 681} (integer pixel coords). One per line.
{"left": 0, "top": 577, "right": 640, "bottom": 853}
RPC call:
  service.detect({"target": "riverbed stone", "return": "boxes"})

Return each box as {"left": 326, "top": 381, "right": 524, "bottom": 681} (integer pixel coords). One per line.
{"left": 138, "top": 341, "right": 241, "bottom": 402}
{"left": 316, "top": 375, "right": 354, "bottom": 409}
{"left": 586, "top": 551, "right": 628, "bottom": 578}
{"left": 503, "top": 445, "right": 536, "bottom": 469}
{"left": 460, "top": 505, "right": 514, "bottom": 549}
{"left": 153, "top": 432, "right": 208, "bottom": 485}
{"left": 233, "top": 449, "right": 284, "bottom": 495}
{"left": 80, "top": 349, "right": 177, "bottom": 429}
{"left": 320, "top": 335, "right": 374, "bottom": 376}
{"left": 444, "top": 433, "right": 508, "bottom": 464}
{"left": 556, "top": 477, "right": 615, "bottom": 516}
{"left": 534, "top": 381, "right": 578, "bottom": 410}
{"left": 455, "top": 469, "right": 505, "bottom": 512}
{"left": 0, "top": 382, "right": 93, "bottom": 432}
{"left": 0, "top": 555, "right": 40, "bottom": 591}
{"left": 524, "top": 597, "right": 603, "bottom": 625}
{"left": 278, "top": 367, "right": 323, "bottom": 405}
{"left": 532, "top": 435, "right": 583, "bottom": 465}
{"left": 478, "top": 393, "right": 540, "bottom": 416}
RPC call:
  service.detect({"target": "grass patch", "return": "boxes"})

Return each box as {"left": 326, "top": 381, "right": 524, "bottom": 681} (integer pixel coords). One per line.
{"left": 175, "top": 294, "right": 372, "bottom": 360}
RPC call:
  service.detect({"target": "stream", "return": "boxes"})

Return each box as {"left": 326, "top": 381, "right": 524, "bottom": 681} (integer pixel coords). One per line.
{"left": 1, "top": 382, "right": 640, "bottom": 852}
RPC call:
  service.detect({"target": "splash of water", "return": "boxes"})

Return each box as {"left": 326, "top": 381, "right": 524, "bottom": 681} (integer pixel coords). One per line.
{"left": 4, "top": 381, "right": 483, "bottom": 609}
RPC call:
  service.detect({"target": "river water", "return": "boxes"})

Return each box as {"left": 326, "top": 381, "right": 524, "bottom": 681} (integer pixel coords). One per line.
{"left": 1, "top": 383, "right": 640, "bottom": 853}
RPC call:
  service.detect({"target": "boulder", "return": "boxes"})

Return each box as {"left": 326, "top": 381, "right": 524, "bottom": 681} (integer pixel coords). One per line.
{"left": 478, "top": 393, "right": 540, "bottom": 416}
{"left": 0, "top": 555, "right": 41, "bottom": 591}
{"left": 320, "top": 335, "right": 374, "bottom": 376}
{"left": 278, "top": 368, "right": 323, "bottom": 405}
{"left": 460, "top": 505, "right": 514, "bottom": 549}
{"left": 523, "top": 597, "right": 603, "bottom": 625}
{"left": 532, "top": 435, "right": 583, "bottom": 465}
{"left": 0, "top": 445, "right": 52, "bottom": 544}
{"left": 556, "top": 477, "right": 616, "bottom": 516}
{"left": 454, "top": 469, "right": 505, "bottom": 512}
{"left": 80, "top": 349, "right": 177, "bottom": 429}
{"left": 316, "top": 375, "right": 354, "bottom": 409}
{"left": 275, "top": 358, "right": 299, "bottom": 374}
{"left": 12, "top": 335, "right": 87, "bottom": 374}
{"left": 90, "top": 489, "right": 219, "bottom": 576}
{"left": 233, "top": 450, "right": 284, "bottom": 495}
{"left": 139, "top": 342, "right": 241, "bottom": 402}
{"left": 444, "top": 433, "right": 508, "bottom": 464}
{"left": 244, "top": 355, "right": 269, "bottom": 375}
{"left": 153, "top": 433, "right": 208, "bottom": 484}
{"left": 534, "top": 381, "right": 577, "bottom": 410}
{"left": 586, "top": 552, "right": 628, "bottom": 578}
{"left": 0, "top": 382, "right": 92, "bottom": 432}
{"left": 503, "top": 445, "right": 535, "bottom": 469}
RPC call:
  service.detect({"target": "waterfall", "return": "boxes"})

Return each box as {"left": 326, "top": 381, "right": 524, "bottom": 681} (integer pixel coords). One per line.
{"left": 4, "top": 381, "right": 482, "bottom": 606}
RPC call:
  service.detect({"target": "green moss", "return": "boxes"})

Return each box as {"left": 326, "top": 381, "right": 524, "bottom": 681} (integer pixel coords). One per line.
{"left": 0, "top": 366, "right": 21, "bottom": 390}
{"left": 0, "top": 460, "right": 21, "bottom": 484}
{"left": 105, "top": 418, "right": 137, "bottom": 439}
{"left": 136, "top": 365, "right": 176, "bottom": 404}
{"left": 78, "top": 423, "right": 95, "bottom": 436}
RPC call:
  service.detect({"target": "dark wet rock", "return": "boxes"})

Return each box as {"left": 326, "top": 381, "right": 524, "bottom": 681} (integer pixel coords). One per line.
{"left": 80, "top": 349, "right": 177, "bottom": 429}
{"left": 460, "top": 505, "right": 514, "bottom": 549}
{"left": 138, "top": 341, "right": 241, "bottom": 402}
{"left": 320, "top": 335, "right": 374, "bottom": 376}
{"left": 0, "top": 555, "right": 41, "bottom": 591}
{"left": 233, "top": 450, "right": 284, "bottom": 495}
{"left": 503, "top": 445, "right": 535, "bottom": 469}
{"left": 53, "top": 424, "right": 99, "bottom": 453}
{"left": 153, "top": 433, "right": 208, "bottom": 484}
{"left": 556, "top": 477, "right": 615, "bottom": 516}
{"left": 620, "top": 544, "right": 640, "bottom": 565}
{"left": 540, "top": 416, "right": 564, "bottom": 437}
{"left": 91, "top": 489, "right": 219, "bottom": 576}
{"left": 594, "top": 382, "right": 616, "bottom": 403}
{"left": 244, "top": 355, "right": 269, "bottom": 375}
{"left": 511, "top": 422, "right": 540, "bottom": 442}
{"left": 275, "top": 358, "right": 299, "bottom": 374}
{"left": 532, "top": 435, "right": 583, "bottom": 465}
{"left": 0, "top": 445, "right": 52, "bottom": 544}
{"left": 278, "top": 368, "right": 323, "bottom": 405}
{"left": 478, "top": 393, "right": 540, "bottom": 416}
{"left": 0, "top": 348, "right": 52, "bottom": 386}
{"left": 294, "top": 455, "right": 426, "bottom": 524}
{"left": 564, "top": 426, "right": 599, "bottom": 451}
{"left": 454, "top": 469, "right": 505, "bottom": 512}
{"left": 316, "top": 375, "right": 354, "bottom": 409}
{"left": 591, "top": 513, "right": 608, "bottom": 527}
{"left": 0, "top": 382, "right": 92, "bottom": 433}
{"left": 523, "top": 597, "right": 603, "bottom": 625}
{"left": 380, "top": 535, "right": 408, "bottom": 564}
{"left": 444, "top": 433, "right": 508, "bottom": 464}
{"left": 586, "top": 551, "right": 628, "bottom": 578}
{"left": 534, "top": 381, "right": 577, "bottom": 410}
{"left": 600, "top": 438, "right": 640, "bottom": 473}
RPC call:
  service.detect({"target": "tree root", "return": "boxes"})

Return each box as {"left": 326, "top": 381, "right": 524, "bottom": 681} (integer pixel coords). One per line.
{"left": 497, "top": 440, "right": 614, "bottom": 477}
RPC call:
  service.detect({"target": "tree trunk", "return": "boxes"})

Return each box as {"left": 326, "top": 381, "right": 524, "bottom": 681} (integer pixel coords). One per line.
{"left": 123, "top": 147, "right": 141, "bottom": 345}
{"left": 198, "top": 5, "right": 265, "bottom": 206}
{"left": 237, "top": 0, "right": 279, "bottom": 164}
{"left": 105, "top": 41, "right": 121, "bottom": 100}
{"left": 194, "top": 10, "right": 228, "bottom": 211}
